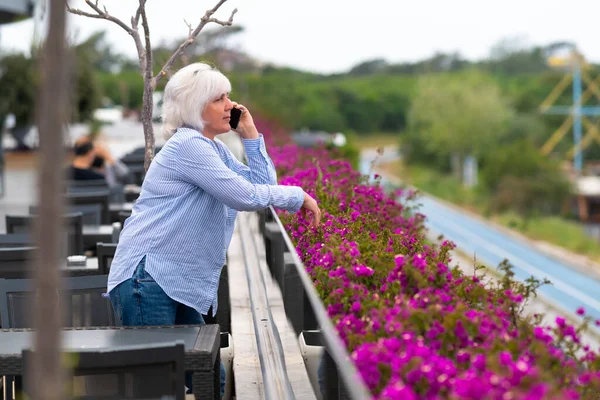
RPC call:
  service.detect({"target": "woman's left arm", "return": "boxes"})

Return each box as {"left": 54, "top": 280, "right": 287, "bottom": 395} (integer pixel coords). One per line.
{"left": 218, "top": 135, "right": 278, "bottom": 185}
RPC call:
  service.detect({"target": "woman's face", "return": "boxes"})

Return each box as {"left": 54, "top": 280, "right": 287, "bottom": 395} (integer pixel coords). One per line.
{"left": 202, "top": 92, "right": 234, "bottom": 135}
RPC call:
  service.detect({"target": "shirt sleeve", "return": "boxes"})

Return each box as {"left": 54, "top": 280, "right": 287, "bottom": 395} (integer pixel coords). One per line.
{"left": 215, "top": 134, "right": 277, "bottom": 185}
{"left": 176, "top": 136, "right": 305, "bottom": 213}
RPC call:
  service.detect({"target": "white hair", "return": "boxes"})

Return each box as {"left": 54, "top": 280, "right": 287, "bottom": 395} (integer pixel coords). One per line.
{"left": 161, "top": 63, "right": 232, "bottom": 139}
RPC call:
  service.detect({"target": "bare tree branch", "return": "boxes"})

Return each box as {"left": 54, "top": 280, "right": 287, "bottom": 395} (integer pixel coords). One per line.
{"left": 67, "top": 0, "right": 238, "bottom": 171}
{"left": 203, "top": 14, "right": 237, "bottom": 26}
{"left": 140, "top": 2, "right": 153, "bottom": 86}
{"left": 184, "top": 19, "right": 193, "bottom": 36}
{"left": 153, "top": 0, "right": 237, "bottom": 85}
{"left": 66, "top": 0, "right": 134, "bottom": 35}
{"left": 140, "top": 0, "right": 156, "bottom": 169}
{"left": 129, "top": 1, "right": 146, "bottom": 74}
{"left": 66, "top": 3, "right": 107, "bottom": 20}
{"left": 133, "top": 0, "right": 145, "bottom": 27}
{"left": 129, "top": 22, "right": 146, "bottom": 77}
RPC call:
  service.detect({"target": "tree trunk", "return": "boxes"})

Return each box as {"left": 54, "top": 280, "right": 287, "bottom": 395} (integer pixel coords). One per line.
{"left": 31, "top": 0, "right": 68, "bottom": 398}
{"left": 451, "top": 152, "right": 463, "bottom": 183}
{"left": 140, "top": 6, "right": 155, "bottom": 172}
{"left": 141, "top": 82, "right": 155, "bottom": 171}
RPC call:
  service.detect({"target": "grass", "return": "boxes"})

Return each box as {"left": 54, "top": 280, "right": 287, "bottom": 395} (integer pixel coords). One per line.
{"left": 379, "top": 159, "right": 600, "bottom": 263}
{"left": 352, "top": 132, "right": 400, "bottom": 149}
{"left": 493, "top": 213, "right": 600, "bottom": 261}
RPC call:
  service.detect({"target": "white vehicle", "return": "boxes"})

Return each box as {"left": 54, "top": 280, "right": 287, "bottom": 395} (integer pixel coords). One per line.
{"left": 93, "top": 106, "right": 124, "bottom": 124}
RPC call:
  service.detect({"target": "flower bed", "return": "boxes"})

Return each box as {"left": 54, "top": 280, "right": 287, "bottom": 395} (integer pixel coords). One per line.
{"left": 256, "top": 121, "right": 600, "bottom": 399}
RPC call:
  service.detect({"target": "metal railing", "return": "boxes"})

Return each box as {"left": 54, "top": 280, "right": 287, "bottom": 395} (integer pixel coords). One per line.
{"left": 238, "top": 212, "right": 296, "bottom": 400}
{"left": 263, "top": 206, "right": 371, "bottom": 400}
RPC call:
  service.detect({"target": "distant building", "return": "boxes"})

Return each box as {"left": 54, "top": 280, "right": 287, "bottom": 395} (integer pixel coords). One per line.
{"left": 0, "top": 0, "right": 35, "bottom": 24}
{"left": 576, "top": 176, "right": 600, "bottom": 223}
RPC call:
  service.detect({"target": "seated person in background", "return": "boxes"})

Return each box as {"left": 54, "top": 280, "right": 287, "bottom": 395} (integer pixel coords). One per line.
{"left": 68, "top": 137, "right": 105, "bottom": 180}
{"left": 91, "top": 142, "right": 131, "bottom": 187}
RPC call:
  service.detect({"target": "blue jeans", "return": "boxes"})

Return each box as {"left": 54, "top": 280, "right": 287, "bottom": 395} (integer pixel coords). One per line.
{"left": 109, "top": 256, "right": 226, "bottom": 398}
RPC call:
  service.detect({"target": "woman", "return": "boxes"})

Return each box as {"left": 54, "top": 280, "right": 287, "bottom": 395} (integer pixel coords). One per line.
{"left": 90, "top": 141, "right": 131, "bottom": 188}
{"left": 106, "top": 63, "right": 321, "bottom": 396}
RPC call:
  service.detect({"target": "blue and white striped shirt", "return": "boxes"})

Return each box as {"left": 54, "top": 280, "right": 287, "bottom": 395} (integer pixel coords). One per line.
{"left": 107, "top": 127, "right": 305, "bottom": 315}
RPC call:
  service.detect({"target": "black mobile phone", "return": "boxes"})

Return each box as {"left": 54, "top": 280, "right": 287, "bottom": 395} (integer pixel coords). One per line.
{"left": 229, "top": 107, "right": 242, "bottom": 129}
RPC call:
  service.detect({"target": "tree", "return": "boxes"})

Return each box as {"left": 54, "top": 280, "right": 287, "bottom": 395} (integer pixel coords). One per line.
{"left": 501, "top": 113, "right": 551, "bottom": 149}
{"left": 0, "top": 49, "right": 101, "bottom": 149}
{"left": 152, "top": 26, "right": 245, "bottom": 77}
{"left": 482, "top": 139, "right": 571, "bottom": 225}
{"left": 484, "top": 37, "right": 551, "bottom": 75}
{"left": 72, "top": 30, "right": 129, "bottom": 73}
{"left": 414, "top": 52, "right": 469, "bottom": 73}
{"left": 72, "top": 43, "right": 102, "bottom": 122}
{"left": 407, "top": 71, "right": 514, "bottom": 182}
{"left": 481, "top": 138, "right": 553, "bottom": 192}
{"left": 67, "top": 0, "right": 238, "bottom": 170}
{"left": 349, "top": 58, "right": 388, "bottom": 75}
{"left": 0, "top": 53, "right": 38, "bottom": 150}
{"left": 32, "top": 0, "right": 70, "bottom": 398}
{"left": 491, "top": 172, "right": 571, "bottom": 227}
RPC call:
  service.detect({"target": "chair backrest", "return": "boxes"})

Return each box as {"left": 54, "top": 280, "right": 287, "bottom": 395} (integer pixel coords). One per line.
{"left": 65, "top": 189, "right": 111, "bottom": 225}
{"left": 67, "top": 179, "right": 109, "bottom": 188}
{"left": 22, "top": 342, "right": 185, "bottom": 400}
{"left": 130, "top": 146, "right": 161, "bottom": 156}
{"left": 6, "top": 213, "right": 84, "bottom": 255}
{"left": 96, "top": 243, "right": 117, "bottom": 274}
{"left": 0, "top": 233, "right": 31, "bottom": 249}
{"left": 0, "top": 246, "right": 36, "bottom": 279}
{"left": 5, "top": 215, "right": 30, "bottom": 234}
{"left": 30, "top": 203, "right": 103, "bottom": 226}
{"left": 120, "top": 154, "right": 146, "bottom": 166}
{"left": 68, "top": 182, "right": 126, "bottom": 204}
{"left": 0, "top": 274, "right": 117, "bottom": 328}
{"left": 126, "top": 165, "right": 146, "bottom": 186}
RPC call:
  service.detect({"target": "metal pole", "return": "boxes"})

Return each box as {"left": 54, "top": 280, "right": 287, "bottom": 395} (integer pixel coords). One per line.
{"left": 31, "top": 0, "right": 68, "bottom": 398}
{"left": 573, "top": 55, "right": 583, "bottom": 174}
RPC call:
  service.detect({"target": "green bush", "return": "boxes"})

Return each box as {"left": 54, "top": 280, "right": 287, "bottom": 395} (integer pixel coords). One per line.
{"left": 97, "top": 71, "right": 145, "bottom": 110}
{"left": 482, "top": 139, "right": 571, "bottom": 219}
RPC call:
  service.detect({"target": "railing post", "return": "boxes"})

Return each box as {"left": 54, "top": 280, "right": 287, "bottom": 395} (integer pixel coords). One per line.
{"left": 264, "top": 222, "right": 285, "bottom": 287}
{"left": 283, "top": 252, "right": 303, "bottom": 335}
{"left": 258, "top": 207, "right": 273, "bottom": 236}
{"left": 218, "top": 264, "right": 230, "bottom": 334}
{"left": 338, "top": 375, "right": 352, "bottom": 400}
{"left": 258, "top": 208, "right": 267, "bottom": 235}
{"left": 304, "top": 292, "right": 318, "bottom": 331}
{"left": 322, "top": 349, "right": 339, "bottom": 400}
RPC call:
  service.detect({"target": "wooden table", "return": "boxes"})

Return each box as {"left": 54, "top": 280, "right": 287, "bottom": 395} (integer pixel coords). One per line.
{"left": 0, "top": 324, "right": 221, "bottom": 399}
{"left": 64, "top": 257, "right": 99, "bottom": 277}
{"left": 0, "top": 227, "right": 115, "bottom": 251}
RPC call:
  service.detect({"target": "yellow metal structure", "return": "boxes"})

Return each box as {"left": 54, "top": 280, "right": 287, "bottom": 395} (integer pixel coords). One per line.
{"left": 539, "top": 75, "right": 572, "bottom": 113}
{"left": 567, "top": 117, "right": 600, "bottom": 158}
{"left": 540, "top": 51, "right": 600, "bottom": 167}
{"left": 541, "top": 116, "right": 573, "bottom": 154}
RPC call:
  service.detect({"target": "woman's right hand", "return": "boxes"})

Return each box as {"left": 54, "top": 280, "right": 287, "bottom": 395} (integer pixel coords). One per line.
{"left": 301, "top": 192, "right": 321, "bottom": 228}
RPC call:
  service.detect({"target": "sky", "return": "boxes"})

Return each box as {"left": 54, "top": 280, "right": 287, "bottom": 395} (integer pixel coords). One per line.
{"left": 0, "top": 0, "right": 598, "bottom": 74}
